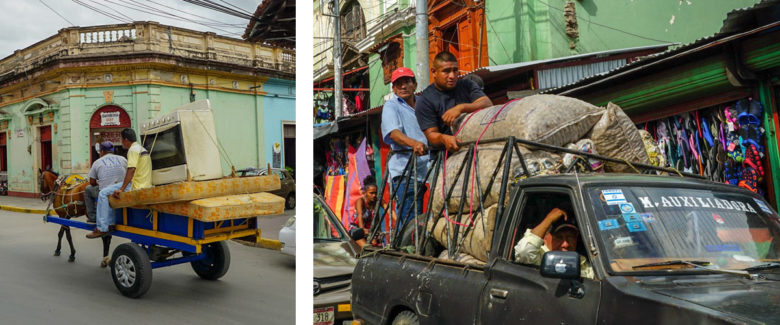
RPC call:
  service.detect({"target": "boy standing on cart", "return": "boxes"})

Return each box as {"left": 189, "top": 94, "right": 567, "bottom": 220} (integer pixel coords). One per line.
{"left": 87, "top": 128, "right": 152, "bottom": 238}
{"left": 381, "top": 67, "right": 429, "bottom": 228}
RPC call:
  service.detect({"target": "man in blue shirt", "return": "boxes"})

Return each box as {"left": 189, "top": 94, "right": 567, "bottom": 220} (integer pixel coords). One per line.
{"left": 381, "top": 67, "right": 430, "bottom": 228}
{"left": 415, "top": 51, "right": 493, "bottom": 153}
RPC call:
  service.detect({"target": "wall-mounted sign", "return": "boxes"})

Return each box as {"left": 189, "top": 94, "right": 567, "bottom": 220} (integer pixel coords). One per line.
{"left": 15, "top": 129, "right": 24, "bottom": 138}
{"left": 100, "top": 111, "right": 120, "bottom": 126}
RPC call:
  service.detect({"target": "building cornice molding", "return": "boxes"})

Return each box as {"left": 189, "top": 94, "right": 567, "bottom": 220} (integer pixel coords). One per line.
{"left": 355, "top": 6, "right": 415, "bottom": 53}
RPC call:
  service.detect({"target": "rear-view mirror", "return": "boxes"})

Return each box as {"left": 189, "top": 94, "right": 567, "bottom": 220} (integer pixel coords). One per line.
{"left": 540, "top": 251, "right": 580, "bottom": 279}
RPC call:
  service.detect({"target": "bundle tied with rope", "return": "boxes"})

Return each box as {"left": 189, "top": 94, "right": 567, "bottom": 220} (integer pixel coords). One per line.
{"left": 429, "top": 95, "right": 651, "bottom": 263}
{"left": 109, "top": 103, "right": 284, "bottom": 219}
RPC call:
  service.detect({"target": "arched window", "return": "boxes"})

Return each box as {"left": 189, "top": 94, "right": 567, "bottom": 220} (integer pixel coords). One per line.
{"left": 341, "top": 1, "right": 366, "bottom": 43}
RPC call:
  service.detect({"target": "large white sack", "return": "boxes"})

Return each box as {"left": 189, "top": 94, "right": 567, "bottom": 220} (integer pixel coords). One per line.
{"left": 428, "top": 204, "right": 498, "bottom": 262}
{"left": 437, "top": 249, "right": 487, "bottom": 266}
{"left": 454, "top": 94, "right": 604, "bottom": 147}
{"left": 430, "top": 145, "right": 561, "bottom": 214}
{"left": 588, "top": 102, "right": 650, "bottom": 172}
{"left": 430, "top": 144, "right": 525, "bottom": 214}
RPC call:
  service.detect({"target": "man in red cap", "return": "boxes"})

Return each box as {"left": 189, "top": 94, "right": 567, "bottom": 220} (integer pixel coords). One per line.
{"left": 514, "top": 207, "right": 594, "bottom": 279}
{"left": 415, "top": 51, "right": 492, "bottom": 153}
{"left": 381, "top": 67, "right": 429, "bottom": 228}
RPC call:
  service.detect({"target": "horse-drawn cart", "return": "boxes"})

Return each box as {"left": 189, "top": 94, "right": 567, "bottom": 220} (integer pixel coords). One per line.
{"left": 45, "top": 207, "right": 262, "bottom": 297}
{"left": 42, "top": 174, "right": 285, "bottom": 298}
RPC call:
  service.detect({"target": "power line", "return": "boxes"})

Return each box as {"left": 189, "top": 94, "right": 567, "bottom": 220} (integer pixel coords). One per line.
{"left": 182, "top": 0, "right": 256, "bottom": 20}
{"left": 72, "top": 0, "right": 133, "bottom": 23}
{"left": 86, "top": 0, "right": 135, "bottom": 22}
{"left": 535, "top": 0, "right": 675, "bottom": 44}
{"left": 96, "top": 0, "right": 244, "bottom": 37}
{"left": 40, "top": 0, "right": 76, "bottom": 26}
{"left": 145, "top": 0, "right": 246, "bottom": 27}
{"left": 216, "top": 0, "right": 254, "bottom": 16}
{"left": 483, "top": 8, "right": 512, "bottom": 62}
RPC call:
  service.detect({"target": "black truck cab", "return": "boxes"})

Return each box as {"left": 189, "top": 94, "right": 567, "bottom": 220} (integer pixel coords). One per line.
{"left": 352, "top": 174, "right": 780, "bottom": 324}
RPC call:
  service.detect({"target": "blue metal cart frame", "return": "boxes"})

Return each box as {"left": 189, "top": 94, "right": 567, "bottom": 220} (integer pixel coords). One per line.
{"left": 45, "top": 207, "right": 262, "bottom": 298}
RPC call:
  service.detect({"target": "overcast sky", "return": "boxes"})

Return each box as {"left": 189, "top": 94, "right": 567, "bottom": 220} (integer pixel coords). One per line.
{"left": 0, "top": 0, "right": 260, "bottom": 58}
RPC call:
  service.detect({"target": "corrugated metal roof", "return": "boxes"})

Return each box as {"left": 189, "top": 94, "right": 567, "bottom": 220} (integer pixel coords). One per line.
{"left": 537, "top": 58, "right": 626, "bottom": 89}
{"left": 462, "top": 43, "right": 674, "bottom": 77}
{"left": 543, "top": 0, "right": 780, "bottom": 95}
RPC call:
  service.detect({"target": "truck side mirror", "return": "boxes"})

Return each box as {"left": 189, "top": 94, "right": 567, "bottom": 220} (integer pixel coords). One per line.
{"left": 540, "top": 251, "right": 580, "bottom": 279}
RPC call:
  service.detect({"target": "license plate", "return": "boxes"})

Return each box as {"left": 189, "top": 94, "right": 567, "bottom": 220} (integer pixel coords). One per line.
{"left": 314, "top": 307, "right": 335, "bottom": 325}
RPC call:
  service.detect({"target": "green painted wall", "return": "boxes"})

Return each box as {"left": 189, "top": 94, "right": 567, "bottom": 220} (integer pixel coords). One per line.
{"left": 368, "top": 25, "right": 417, "bottom": 108}
{"left": 3, "top": 83, "right": 290, "bottom": 195}
{"left": 485, "top": 0, "right": 761, "bottom": 64}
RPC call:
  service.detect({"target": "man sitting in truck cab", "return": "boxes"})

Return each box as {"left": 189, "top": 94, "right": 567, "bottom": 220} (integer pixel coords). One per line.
{"left": 514, "top": 207, "right": 595, "bottom": 279}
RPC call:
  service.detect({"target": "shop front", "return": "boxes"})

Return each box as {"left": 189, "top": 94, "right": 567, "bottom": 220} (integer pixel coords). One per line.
{"left": 89, "top": 105, "right": 131, "bottom": 163}
{"left": 549, "top": 18, "right": 780, "bottom": 209}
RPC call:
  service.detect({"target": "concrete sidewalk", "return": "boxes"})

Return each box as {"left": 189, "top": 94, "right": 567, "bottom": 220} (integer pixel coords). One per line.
{"left": 0, "top": 196, "right": 48, "bottom": 214}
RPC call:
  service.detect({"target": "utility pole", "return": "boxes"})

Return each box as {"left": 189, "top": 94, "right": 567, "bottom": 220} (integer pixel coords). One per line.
{"left": 332, "top": 0, "right": 343, "bottom": 119}
{"left": 415, "top": 0, "right": 429, "bottom": 91}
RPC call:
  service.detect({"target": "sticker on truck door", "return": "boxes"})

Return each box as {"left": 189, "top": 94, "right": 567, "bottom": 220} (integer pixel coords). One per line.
{"left": 619, "top": 203, "right": 636, "bottom": 214}
{"left": 754, "top": 198, "right": 773, "bottom": 214}
{"left": 622, "top": 213, "right": 641, "bottom": 223}
{"left": 626, "top": 221, "right": 647, "bottom": 232}
{"left": 602, "top": 189, "right": 628, "bottom": 205}
{"left": 598, "top": 218, "right": 620, "bottom": 230}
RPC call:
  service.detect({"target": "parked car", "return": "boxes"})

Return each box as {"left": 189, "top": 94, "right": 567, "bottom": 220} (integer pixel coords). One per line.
{"left": 314, "top": 194, "right": 359, "bottom": 325}
{"left": 238, "top": 167, "right": 295, "bottom": 209}
{"left": 279, "top": 215, "right": 296, "bottom": 257}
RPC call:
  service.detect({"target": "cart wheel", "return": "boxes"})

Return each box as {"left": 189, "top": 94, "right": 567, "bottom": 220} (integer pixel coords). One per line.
{"left": 110, "top": 243, "right": 153, "bottom": 298}
{"left": 191, "top": 241, "right": 230, "bottom": 280}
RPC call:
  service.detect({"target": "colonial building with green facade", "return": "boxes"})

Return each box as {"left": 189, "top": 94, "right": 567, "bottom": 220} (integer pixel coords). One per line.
{"left": 0, "top": 22, "right": 295, "bottom": 197}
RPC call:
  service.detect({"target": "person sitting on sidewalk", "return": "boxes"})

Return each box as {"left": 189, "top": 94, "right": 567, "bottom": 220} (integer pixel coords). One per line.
{"left": 87, "top": 128, "right": 151, "bottom": 238}
{"left": 84, "top": 141, "right": 127, "bottom": 223}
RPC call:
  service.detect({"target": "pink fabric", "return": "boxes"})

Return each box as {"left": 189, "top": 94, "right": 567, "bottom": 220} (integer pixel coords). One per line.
{"left": 341, "top": 146, "right": 362, "bottom": 228}
{"left": 355, "top": 138, "right": 371, "bottom": 188}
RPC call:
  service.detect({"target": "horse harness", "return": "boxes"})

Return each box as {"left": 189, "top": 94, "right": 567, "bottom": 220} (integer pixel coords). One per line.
{"left": 45, "top": 175, "right": 88, "bottom": 219}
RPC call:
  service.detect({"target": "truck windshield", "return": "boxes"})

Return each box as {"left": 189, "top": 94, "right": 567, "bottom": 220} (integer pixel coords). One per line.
{"left": 587, "top": 186, "right": 780, "bottom": 273}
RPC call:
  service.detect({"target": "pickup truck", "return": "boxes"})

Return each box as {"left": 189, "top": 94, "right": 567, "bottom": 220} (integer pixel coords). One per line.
{"left": 351, "top": 174, "right": 780, "bottom": 324}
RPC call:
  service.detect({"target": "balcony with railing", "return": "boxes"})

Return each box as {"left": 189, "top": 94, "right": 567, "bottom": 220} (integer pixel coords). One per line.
{"left": 0, "top": 22, "right": 295, "bottom": 79}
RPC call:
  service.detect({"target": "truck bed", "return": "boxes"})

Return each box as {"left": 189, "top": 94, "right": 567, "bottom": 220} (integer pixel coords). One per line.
{"left": 352, "top": 247, "right": 487, "bottom": 325}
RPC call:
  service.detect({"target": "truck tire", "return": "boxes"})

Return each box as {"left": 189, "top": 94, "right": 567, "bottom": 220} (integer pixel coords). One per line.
{"left": 191, "top": 241, "right": 231, "bottom": 280}
{"left": 392, "top": 311, "right": 419, "bottom": 325}
{"left": 110, "top": 243, "right": 153, "bottom": 298}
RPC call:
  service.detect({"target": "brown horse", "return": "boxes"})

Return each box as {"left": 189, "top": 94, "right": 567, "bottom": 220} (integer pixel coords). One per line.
{"left": 40, "top": 169, "right": 112, "bottom": 266}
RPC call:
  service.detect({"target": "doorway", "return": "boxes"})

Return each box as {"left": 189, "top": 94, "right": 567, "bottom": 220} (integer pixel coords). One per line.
{"left": 0, "top": 131, "right": 6, "bottom": 173}
{"left": 89, "top": 105, "right": 131, "bottom": 162}
{"left": 283, "top": 122, "right": 295, "bottom": 177}
{"left": 40, "top": 125, "right": 52, "bottom": 171}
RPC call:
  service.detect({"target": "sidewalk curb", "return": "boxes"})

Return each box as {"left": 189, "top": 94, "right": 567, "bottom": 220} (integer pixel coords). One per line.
{"left": 233, "top": 238, "right": 283, "bottom": 251}
{"left": 0, "top": 205, "right": 47, "bottom": 214}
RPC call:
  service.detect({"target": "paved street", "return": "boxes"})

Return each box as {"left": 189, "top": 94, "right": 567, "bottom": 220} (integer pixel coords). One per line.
{"left": 257, "top": 208, "right": 296, "bottom": 241}
{"left": 0, "top": 209, "right": 295, "bottom": 325}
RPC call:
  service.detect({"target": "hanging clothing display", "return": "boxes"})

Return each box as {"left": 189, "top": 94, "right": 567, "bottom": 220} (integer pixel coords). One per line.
{"left": 639, "top": 98, "right": 768, "bottom": 197}
{"left": 314, "top": 92, "right": 333, "bottom": 124}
